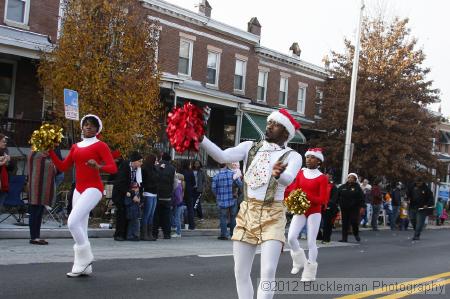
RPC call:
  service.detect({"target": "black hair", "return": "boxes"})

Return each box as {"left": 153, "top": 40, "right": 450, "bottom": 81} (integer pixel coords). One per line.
{"left": 82, "top": 116, "right": 100, "bottom": 132}
{"left": 193, "top": 159, "right": 203, "bottom": 169}
{"left": 143, "top": 153, "right": 157, "bottom": 168}
{"left": 161, "top": 152, "right": 171, "bottom": 162}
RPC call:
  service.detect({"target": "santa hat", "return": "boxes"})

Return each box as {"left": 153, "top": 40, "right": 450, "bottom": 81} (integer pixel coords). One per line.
{"left": 267, "top": 109, "right": 301, "bottom": 143}
{"left": 348, "top": 172, "right": 359, "bottom": 183}
{"left": 80, "top": 114, "right": 103, "bottom": 135}
{"left": 305, "top": 148, "right": 324, "bottom": 162}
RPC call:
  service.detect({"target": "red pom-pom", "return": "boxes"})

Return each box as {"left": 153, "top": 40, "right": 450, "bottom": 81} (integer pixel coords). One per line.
{"left": 166, "top": 102, "right": 205, "bottom": 153}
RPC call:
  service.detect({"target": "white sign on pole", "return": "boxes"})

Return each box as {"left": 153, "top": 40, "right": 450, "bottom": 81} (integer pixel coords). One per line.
{"left": 64, "top": 88, "right": 79, "bottom": 121}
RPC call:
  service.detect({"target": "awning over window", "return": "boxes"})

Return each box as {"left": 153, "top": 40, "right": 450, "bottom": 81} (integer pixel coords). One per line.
{"left": 241, "top": 112, "right": 265, "bottom": 141}
{"left": 241, "top": 112, "right": 306, "bottom": 144}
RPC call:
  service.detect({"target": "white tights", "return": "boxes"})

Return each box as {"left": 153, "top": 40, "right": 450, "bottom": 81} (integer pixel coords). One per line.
{"left": 287, "top": 213, "right": 321, "bottom": 263}
{"left": 68, "top": 188, "right": 102, "bottom": 246}
{"left": 234, "top": 240, "right": 282, "bottom": 299}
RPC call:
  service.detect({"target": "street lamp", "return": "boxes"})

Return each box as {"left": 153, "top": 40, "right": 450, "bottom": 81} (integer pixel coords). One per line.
{"left": 341, "top": 0, "right": 365, "bottom": 184}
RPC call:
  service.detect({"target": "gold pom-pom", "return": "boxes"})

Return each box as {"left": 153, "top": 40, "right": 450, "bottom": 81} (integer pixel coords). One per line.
{"left": 284, "top": 188, "right": 311, "bottom": 215}
{"left": 29, "top": 123, "right": 64, "bottom": 152}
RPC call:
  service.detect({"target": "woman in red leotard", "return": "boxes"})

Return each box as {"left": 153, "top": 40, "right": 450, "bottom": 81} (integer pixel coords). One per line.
{"left": 285, "top": 148, "right": 329, "bottom": 282}
{"left": 49, "top": 114, "right": 117, "bottom": 277}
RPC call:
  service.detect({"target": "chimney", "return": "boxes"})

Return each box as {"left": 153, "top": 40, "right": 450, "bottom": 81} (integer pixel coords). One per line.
{"left": 247, "top": 17, "right": 261, "bottom": 36}
{"left": 199, "top": 0, "right": 212, "bottom": 18}
{"left": 289, "top": 42, "right": 301, "bottom": 59}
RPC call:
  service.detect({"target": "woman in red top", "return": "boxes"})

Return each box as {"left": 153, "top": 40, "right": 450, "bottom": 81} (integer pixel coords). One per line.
{"left": 49, "top": 114, "right": 117, "bottom": 277}
{"left": 285, "top": 148, "right": 328, "bottom": 282}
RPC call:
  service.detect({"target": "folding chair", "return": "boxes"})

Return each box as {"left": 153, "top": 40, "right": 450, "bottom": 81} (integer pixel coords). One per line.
{"left": 42, "top": 190, "right": 69, "bottom": 227}
{"left": 0, "top": 175, "right": 27, "bottom": 225}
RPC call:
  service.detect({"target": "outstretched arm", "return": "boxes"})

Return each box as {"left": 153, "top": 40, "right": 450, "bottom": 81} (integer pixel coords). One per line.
{"left": 49, "top": 146, "right": 74, "bottom": 172}
{"left": 200, "top": 137, "right": 252, "bottom": 164}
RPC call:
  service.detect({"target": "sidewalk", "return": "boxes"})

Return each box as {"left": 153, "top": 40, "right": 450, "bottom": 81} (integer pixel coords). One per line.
{"left": 0, "top": 213, "right": 220, "bottom": 239}
{"left": 2, "top": 212, "right": 450, "bottom": 239}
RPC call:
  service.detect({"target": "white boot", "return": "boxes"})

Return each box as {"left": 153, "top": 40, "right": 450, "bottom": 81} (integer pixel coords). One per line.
{"left": 301, "top": 261, "right": 318, "bottom": 282}
{"left": 290, "top": 249, "right": 307, "bottom": 274}
{"left": 67, "top": 243, "right": 94, "bottom": 277}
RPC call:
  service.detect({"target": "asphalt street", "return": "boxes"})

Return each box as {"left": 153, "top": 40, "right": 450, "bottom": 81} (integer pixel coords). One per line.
{"left": 1, "top": 228, "right": 450, "bottom": 299}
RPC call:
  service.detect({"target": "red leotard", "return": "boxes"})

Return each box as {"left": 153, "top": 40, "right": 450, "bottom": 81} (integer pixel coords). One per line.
{"left": 49, "top": 141, "right": 117, "bottom": 193}
{"left": 285, "top": 169, "right": 329, "bottom": 217}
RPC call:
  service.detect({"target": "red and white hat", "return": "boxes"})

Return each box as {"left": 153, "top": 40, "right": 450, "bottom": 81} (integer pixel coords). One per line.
{"left": 267, "top": 108, "right": 301, "bottom": 143}
{"left": 80, "top": 114, "right": 103, "bottom": 135}
{"left": 305, "top": 148, "right": 324, "bottom": 162}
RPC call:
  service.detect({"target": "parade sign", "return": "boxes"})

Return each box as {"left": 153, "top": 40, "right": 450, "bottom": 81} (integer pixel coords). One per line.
{"left": 64, "top": 89, "right": 79, "bottom": 121}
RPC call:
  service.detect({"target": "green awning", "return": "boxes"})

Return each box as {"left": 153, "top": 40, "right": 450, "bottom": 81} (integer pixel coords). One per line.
{"left": 241, "top": 113, "right": 265, "bottom": 141}
{"left": 241, "top": 112, "right": 306, "bottom": 144}
{"left": 290, "top": 130, "right": 306, "bottom": 144}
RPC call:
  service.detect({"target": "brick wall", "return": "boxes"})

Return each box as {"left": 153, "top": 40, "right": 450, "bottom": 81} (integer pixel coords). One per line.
{"left": 1, "top": 0, "right": 60, "bottom": 41}
{"left": 151, "top": 10, "right": 256, "bottom": 97}
{"left": 14, "top": 58, "right": 42, "bottom": 120}
{"left": 262, "top": 59, "right": 325, "bottom": 119}
{"left": 29, "top": 0, "right": 60, "bottom": 42}
{"left": 148, "top": 8, "right": 326, "bottom": 119}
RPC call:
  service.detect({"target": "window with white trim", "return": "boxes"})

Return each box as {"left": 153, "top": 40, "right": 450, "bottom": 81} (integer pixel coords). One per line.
{"left": 234, "top": 59, "right": 246, "bottom": 92}
{"left": 257, "top": 71, "right": 268, "bottom": 102}
{"left": 0, "top": 61, "right": 16, "bottom": 118}
{"left": 297, "top": 86, "right": 307, "bottom": 114}
{"left": 4, "top": 0, "right": 30, "bottom": 26}
{"left": 316, "top": 89, "right": 324, "bottom": 116}
{"left": 206, "top": 51, "right": 220, "bottom": 86}
{"left": 178, "top": 39, "right": 193, "bottom": 76}
{"left": 279, "top": 77, "right": 288, "bottom": 106}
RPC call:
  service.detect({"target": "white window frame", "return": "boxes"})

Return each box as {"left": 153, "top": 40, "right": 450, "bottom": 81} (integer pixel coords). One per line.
{"left": 57, "top": 0, "right": 66, "bottom": 39}
{"left": 279, "top": 76, "right": 289, "bottom": 106}
{"left": 316, "top": 89, "right": 324, "bottom": 117}
{"left": 178, "top": 38, "right": 194, "bottom": 77}
{"left": 234, "top": 58, "right": 247, "bottom": 93}
{"left": 150, "top": 24, "right": 162, "bottom": 74}
{"left": 4, "top": 0, "right": 31, "bottom": 29}
{"left": 0, "top": 59, "right": 17, "bottom": 118}
{"left": 206, "top": 51, "right": 220, "bottom": 88}
{"left": 297, "top": 83, "right": 308, "bottom": 114}
{"left": 256, "top": 70, "right": 268, "bottom": 103}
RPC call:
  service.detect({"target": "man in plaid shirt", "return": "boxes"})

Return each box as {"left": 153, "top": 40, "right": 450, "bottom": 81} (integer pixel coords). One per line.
{"left": 212, "top": 163, "right": 241, "bottom": 240}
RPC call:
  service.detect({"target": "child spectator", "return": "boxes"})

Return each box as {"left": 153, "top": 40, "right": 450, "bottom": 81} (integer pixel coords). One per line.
{"left": 399, "top": 201, "right": 409, "bottom": 231}
{"left": 172, "top": 173, "right": 185, "bottom": 238}
{"left": 439, "top": 201, "right": 448, "bottom": 225}
{"left": 125, "top": 182, "right": 141, "bottom": 241}
{"left": 440, "top": 209, "right": 448, "bottom": 225}
{"left": 436, "top": 198, "right": 445, "bottom": 226}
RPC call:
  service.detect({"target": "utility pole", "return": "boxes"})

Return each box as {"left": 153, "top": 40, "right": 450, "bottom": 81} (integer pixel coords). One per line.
{"left": 341, "top": 0, "right": 365, "bottom": 184}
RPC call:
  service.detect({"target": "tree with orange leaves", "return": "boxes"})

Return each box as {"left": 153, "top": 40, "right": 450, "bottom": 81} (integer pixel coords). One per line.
{"left": 313, "top": 17, "right": 441, "bottom": 182}
{"left": 38, "top": 0, "right": 161, "bottom": 154}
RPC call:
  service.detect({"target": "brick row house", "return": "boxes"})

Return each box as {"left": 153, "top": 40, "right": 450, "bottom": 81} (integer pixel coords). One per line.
{"left": 0, "top": 0, "right": 329, "bottom": 166}
{"left": 141, "top": 0, "right": 329, "bottom": 164}
{"left": 0, "top": 0, "right": 60, "bottom": 158}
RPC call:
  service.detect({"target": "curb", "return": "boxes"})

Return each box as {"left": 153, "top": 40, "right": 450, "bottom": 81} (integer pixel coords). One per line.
{"left": 0, "top": 228, "right": 221, "bottom": 239}
{"left": 2, "top": 225, "right": 449, "bottom": 239}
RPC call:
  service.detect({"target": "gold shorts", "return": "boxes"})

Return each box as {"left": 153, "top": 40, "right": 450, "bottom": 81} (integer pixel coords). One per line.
{"left": 231, "top": 198, "right": 286, "bottom": 245}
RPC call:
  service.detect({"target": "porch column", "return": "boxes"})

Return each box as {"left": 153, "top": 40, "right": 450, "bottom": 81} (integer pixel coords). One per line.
{"left": 234, "top": 107, "right": 243, "bottom": 146}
